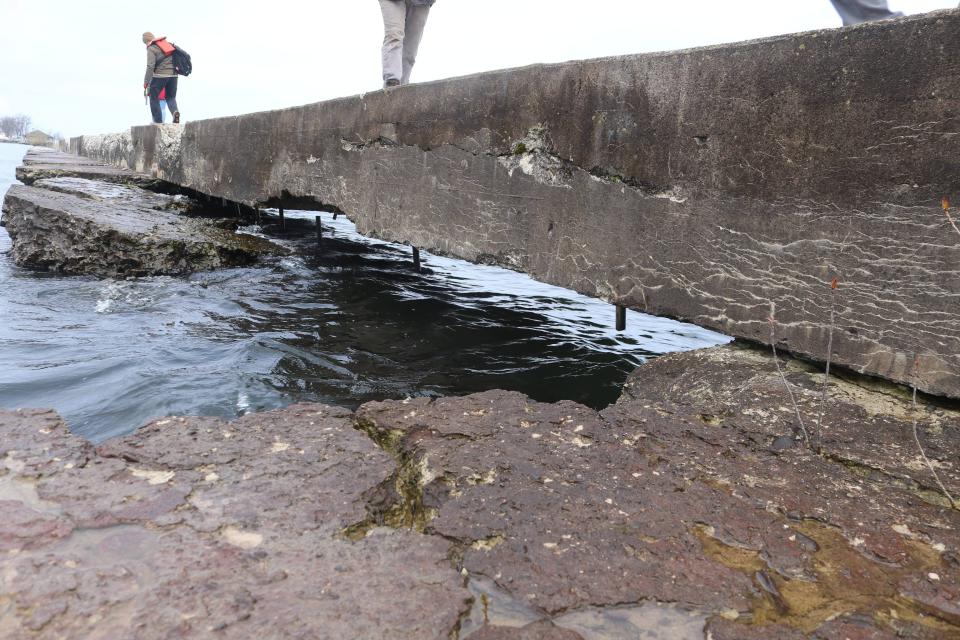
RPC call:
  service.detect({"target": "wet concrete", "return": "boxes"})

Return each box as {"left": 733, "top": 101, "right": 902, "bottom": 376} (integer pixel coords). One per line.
{"left": 2, "top": 343, "right": 957, "bottom": 638}
{"left": 0, "top": 151, "right": 285, "bottom": 277}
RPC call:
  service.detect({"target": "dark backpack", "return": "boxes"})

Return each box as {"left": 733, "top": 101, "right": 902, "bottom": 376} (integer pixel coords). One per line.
{"left": 170, "top": 45, "right": 192, "bottom": 76}
{"left": 152, "top": 41, "right": 193, "bottom": 77}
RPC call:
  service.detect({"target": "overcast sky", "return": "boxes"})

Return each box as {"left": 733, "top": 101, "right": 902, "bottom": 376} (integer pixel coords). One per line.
{"left": 0, "top": 0, "right": 954, "bottom": 136}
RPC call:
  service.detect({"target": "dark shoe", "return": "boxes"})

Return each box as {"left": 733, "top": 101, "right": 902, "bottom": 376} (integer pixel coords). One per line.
{"left": 173, "top": 111, "right": 181, "bottom": 124}
{"left": 384, "top": 79, "right": 400, "bottom": 89}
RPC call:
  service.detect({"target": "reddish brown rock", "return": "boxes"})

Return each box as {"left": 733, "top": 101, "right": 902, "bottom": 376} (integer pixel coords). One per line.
{"left": 357, "top": 344, "right": 960, "bottom": 639}
{"left": 466, "top": 621, "right": 584, "bottom": 640}
{"left": 0, "top": 405, "right": 471, "bottom": 639}
{"left": 2, "top": 344, "right": 958, "bottom": 638}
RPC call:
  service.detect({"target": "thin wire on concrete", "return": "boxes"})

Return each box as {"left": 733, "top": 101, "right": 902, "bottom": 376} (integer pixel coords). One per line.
{"left": 769, "top": 302, "right": 811, "bottom": 448}
{"left": 911, "top": 356, "right": 958, "bottom": 510}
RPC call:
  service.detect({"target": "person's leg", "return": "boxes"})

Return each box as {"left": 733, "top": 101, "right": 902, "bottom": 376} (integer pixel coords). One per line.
{"left": 401, "top": 2, "right": 431, "bottom": 85}
{"left": 159, "top": 100, "right": 167, "bottom": 123}
{"left": 164, "top": 78, "right": 180, "bottom": 122}
{"left": 379, "top": 0, "right": 406, "bottom": 85}
{"left": 148, "top": 78, "right": 164, "bottom": 123}
{"left": 830, "top": 0, "right": 902, "bottom": 25}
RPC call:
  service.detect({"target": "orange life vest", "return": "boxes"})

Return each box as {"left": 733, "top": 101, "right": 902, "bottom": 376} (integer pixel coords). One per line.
{"left": 149, "top": 38, "right": 176, "bottom": 57}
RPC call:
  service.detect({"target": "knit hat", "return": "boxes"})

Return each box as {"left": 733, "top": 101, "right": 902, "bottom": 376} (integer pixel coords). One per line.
{"left": 142, "top": 32, "right": 155, "bottom": 44}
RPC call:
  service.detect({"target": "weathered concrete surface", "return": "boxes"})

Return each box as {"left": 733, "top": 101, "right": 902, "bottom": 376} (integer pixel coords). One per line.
{"left": 0, "top": 405, "right": 472, "bottom": 639}
{"left": 357, "top": 352, "right": 960, "bottom": 638}
{"left": 1, "top": 151, "right": 284, "bottom": 277}
{"left": 2, "top": 344, "right": 959, "bottom": 638}
{"left": 3, "top": 344, "right": 958, "bottom": 638}
{"left": 16, "top": 147, "right": 156, "bottom": 188}
{"left": 467, "top": 622, "right": 584, "bottom": 640}
{"left": 72, "top": 11, "right": 960, "bottom": 398}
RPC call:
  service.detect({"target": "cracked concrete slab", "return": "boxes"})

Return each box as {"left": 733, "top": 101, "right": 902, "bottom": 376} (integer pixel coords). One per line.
{"left": 16, "top": 148, "right": 155, "bottom": 188}
{"left": 1, "top": 344, "right": 958, "bottom": 637}
{"left": 0, "top": 405, "right": 472, "bottom": 639}
{"left": 1, "top": 152, "right": 285, "bottom": 277}
{"left": 356, "top": 344, "right": 960, "bottom": 639}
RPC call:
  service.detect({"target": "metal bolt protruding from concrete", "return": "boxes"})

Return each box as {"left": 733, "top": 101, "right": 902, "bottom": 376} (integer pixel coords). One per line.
{"left": 616, "top": 305, "right": 627, "bottom": 332}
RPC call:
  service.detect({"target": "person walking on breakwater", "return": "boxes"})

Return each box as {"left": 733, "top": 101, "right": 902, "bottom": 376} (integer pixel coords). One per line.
{"left": 830, "top": 0, "right": 903, "bottom": 25}
{"left": 379, "top": 0, "right": 435, "bottom": 88}
{"left": 143, "top": 32, "right": 181, "bottom": 124}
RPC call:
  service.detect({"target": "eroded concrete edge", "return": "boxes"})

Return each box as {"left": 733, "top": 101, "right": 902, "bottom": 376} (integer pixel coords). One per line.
{"left": 71, "top": 11, "right": 960, "bottom": 398}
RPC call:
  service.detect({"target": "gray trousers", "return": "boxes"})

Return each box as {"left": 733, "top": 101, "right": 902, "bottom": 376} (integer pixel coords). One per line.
{"left": 379, "top": 0, "right": 431, "bottom": 85}
{"left": 830, "top": 0, "right": 902, "bottom": 25}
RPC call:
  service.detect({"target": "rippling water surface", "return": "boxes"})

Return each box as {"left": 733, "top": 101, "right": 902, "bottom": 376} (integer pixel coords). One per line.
{"left": 0, "top": 144, "right": 728, "bottom": 442}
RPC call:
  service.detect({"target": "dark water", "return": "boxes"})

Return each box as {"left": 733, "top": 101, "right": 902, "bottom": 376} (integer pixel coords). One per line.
{"left": 0, "top": 144, "right": 728, "bottom": 443}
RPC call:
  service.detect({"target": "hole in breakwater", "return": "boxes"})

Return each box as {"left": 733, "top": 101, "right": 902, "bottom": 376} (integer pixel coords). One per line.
{"left": 0, "top": 146, "right": 729, "bottom": 442}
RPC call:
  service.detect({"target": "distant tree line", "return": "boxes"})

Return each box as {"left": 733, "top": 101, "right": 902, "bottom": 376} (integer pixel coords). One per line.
{"left": 0, "top": 114, "right": 32, "bottom": 139}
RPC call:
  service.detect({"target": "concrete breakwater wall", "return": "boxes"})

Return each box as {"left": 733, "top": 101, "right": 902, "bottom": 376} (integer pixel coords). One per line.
{"left": 73, "top": 11, "right": 960, "bottom": 398}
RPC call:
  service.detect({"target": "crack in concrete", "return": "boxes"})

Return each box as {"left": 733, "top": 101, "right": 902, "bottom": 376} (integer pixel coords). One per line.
{"left": 823, "top": 451, "right": 960, "bottom": 512}
{"left": 343, "top": 416, "right": 438, "bottom": 540}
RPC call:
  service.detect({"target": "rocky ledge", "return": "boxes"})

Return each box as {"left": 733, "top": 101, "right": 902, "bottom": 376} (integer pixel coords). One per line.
{"left": 1, "top": 151, "right": 284, "bottom": 277}
{"left": 14, "top": 148, "right": 156, "bottom": 189}
{"left": 1, "top": 343, "right": 957, "bottom": 639}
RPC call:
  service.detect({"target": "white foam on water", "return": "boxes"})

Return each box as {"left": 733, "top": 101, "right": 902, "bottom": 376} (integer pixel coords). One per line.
{"left": 94, "top": 281, "right": 125, "bottom": 313}
{"left": 237, "top": 391, "right": 251, "bottom": 414}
